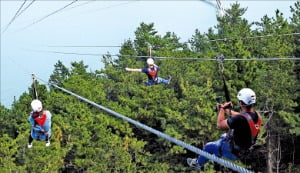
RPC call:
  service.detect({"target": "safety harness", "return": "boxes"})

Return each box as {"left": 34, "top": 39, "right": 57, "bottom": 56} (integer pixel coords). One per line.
{"left": 239, "top": 112, "right": 262, "bottom": 144}
{"left": 227, "top": 112, "right": 262, "bottom": 157}
{"left": 34, "top": 112, "right": 47, "bottom": 126}
{"left": 32, "top": 112, "right": 48, "bottom": 139}
{"left": 148, "top": 66, "right": 158, "bottom": 81}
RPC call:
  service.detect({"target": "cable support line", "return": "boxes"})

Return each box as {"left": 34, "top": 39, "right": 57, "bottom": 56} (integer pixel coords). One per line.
{"left": 233, "top": 57, "right": 300, "bottom": 61}
{"left": 25, "top": 49, "right": 123, "bottom": 57}
{"left": 16, "top": 0, "right": 36, "bottom": 18}
{"left": 36, "top": 78, "right": 252, "bottom": 173}
{"left": 82, "top": 1, "right": 136, "bottom": 15}
{"left": 2, "top": 0, "right": 27, "bottom": 34}
{"left": 24, "top": 49, "right": 147, "bottom": 58}
{"left": 42, "top": 32, "right": 300, "bottom": 47}
{"left": 200, "top": 0, "right": 217, "bottom": 9}
{"left": 26, "top": 49, "right": 214, "bottom": 60}
{"left": 25, "top": 49, "right": 300, "bottom": 61}
{"left": 17, "top": 0, "right": 78, "bottom": 32}
{"left": 63, "top": 0, "right": 96, "bottom": 12}
{"left": 216, "top": 0, "right": 222, "bottom": 10}
{"left": 45, "top": 45, "right": 122, "bottom": 48}
{"left": 134, "top": 56, "right": 300, "bottom": 61}
{"left": 206, "top": 32, "right": 300, "bottom": 42}
{"left": 8, "top": 57, "right": 32, "bottom": 76}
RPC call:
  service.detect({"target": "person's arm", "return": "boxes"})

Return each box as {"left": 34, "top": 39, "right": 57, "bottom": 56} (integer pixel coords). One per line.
{"left": 29, "top": 112, "right": 37, "bottom": 124}
{"left": 125, "top": 67, "right": 142, "bottom": 72}
{"left": 217, "top": 108, "right": 229, "bottom": 129}
{"left": 217, "top": 102, "right": 232, "bottom": 129}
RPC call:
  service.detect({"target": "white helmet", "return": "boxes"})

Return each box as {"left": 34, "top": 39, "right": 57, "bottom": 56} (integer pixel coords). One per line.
{"left": 237, "top": 88, "right": 256, "bottom": 105}
{"left": 31, "top": 99, "right": 42, "bottom": 112}
{"left": 146, "top": 58, "right": 154, "bottom": 65}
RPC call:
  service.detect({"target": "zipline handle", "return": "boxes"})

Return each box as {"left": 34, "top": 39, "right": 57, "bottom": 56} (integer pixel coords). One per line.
{"left": 216, "top": 54, "right": 232, "bottom": 109}
{"left": 32, "top": 74, "right": 38, "bottom": 99}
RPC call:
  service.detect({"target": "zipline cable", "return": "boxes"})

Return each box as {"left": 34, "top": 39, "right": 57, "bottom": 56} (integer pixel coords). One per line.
{"left": 2, "top": 0, "right": 27, "bottom": 34}
{"left": 200, "top": 0, "right": 217, "bottom": 9}
{"left": 34, "top": 75, "right": 252, "bottom": 173}
{"left": 15, "top": 0, "right": 36, "bottom": 19}
{"left": 44, "top": 45, "right": 122, "bottom": 48}
{"left": 17, "top": 0, "right": 78, "bottom": 32}
{"left": 38, "top": 32, "right": 300, "bottom": 47}
{"left": 63, "top": 0, "right": 96, "bottom": 12}
{"left": 208, "top": 32, "right": 300, "bottom": 42}
{"left": 24, "top": 48, "right": 300, "bottom": 61}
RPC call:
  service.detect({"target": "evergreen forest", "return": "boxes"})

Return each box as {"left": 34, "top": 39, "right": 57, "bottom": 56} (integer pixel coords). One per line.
{"left": 1, "top": 2, "right": 300, "bottom": 173}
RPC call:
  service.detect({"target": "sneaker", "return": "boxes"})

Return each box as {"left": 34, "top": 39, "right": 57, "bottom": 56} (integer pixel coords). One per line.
{"left": 45, "top": 141, "right": 50, "bottom": 147}
{"left": 187, "top": 158, "right": 202, "bottom": 169}
{"left": 28, "top": 143, "right": 33, "bottom": 148}
{"left": 167, "top": 75, "right": 172, "bottom": 84}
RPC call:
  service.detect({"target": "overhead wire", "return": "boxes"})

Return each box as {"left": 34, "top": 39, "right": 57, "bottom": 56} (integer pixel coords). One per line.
{"left": 17, "top": 0, "right": 78, "bottom": 32}
{"left": 206, "top": 32, "right": 300, "bottom": 42}
{"left": 80, "top": 1, "right": 137, "bottom": 15}
{"left": 44, "top": 45, "right": 122, "bottom": 48}
{"left": 17, "top": 0, "right": 36, "bottom": 17}
{"left": 200, "top": 0, "right": 217, "bottom": 9}
{"left": 62, "top": 0, "right": 96, "bottom": 12}
{"left": 24, "top": 48, "right": 300, "bottom": 61}
{"left": 216, "top": 0, "right": 222, "bottom": 10}
{"left": 39, "top": 32, "right": 300, "bottom": 48}
{"left": 2, "top": 0, "right": 28, "bottom": 34}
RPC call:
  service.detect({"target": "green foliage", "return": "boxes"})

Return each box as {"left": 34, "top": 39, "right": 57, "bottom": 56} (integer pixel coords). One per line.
{"left": 1, "top": 2, "right": 300, "bottom": 172}
{"left": 49, "top": 60, "right": 70, "bottom": 86}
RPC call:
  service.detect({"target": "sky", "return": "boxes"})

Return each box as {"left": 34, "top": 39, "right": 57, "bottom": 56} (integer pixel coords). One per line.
{"left": 0, "top": 0, "right": 297, "bottom": 108}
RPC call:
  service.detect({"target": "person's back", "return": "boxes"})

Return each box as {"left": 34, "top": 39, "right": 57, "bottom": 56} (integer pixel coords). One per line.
{"left": 227, "top": 111, "right": 260, "bottom": 150}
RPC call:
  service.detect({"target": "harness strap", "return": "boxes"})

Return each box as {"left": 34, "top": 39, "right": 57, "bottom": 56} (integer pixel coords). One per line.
{"left": 239, "top": 112, "right": 262, "bottom": 137}
{"left": 239, "top": 112, "right": 262, "bottom": 143}
{"left": 148, "top": 67, "right": 158, "bottom": 81}
{"left": 34, "top": 112, "right": 47, "bottom": 126}
{"left": 226, "top": 112, "right": 262, "bottom": 157}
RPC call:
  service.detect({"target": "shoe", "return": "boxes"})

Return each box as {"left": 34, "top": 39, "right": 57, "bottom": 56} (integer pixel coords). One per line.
{"left": 28, "top": 143, "right": 32, "bottom": 148}
{"left": 45, "top": 140, "right": 50, "bottom": 147}
{"left": 187, "top": 158, "right": 202, "bottom": 169}
{"left": 167, "top": 75, "right": 172, "bottom": 84}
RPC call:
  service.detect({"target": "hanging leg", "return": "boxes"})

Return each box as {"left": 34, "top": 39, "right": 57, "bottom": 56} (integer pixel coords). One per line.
{"left": 28, "top": 131, "right": 33, "bottom": 148}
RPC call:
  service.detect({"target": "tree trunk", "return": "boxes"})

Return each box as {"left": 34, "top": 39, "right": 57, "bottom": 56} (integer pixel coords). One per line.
{"left": 267, "top": 128, "right": 276, "bottom": 173}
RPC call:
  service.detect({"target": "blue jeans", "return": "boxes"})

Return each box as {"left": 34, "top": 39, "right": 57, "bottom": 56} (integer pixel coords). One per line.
{"left": 197, "top": 134, "right": 239, "bottom": 167}
{"left": 144, "top": 77, "right": 169, "bottom": 86}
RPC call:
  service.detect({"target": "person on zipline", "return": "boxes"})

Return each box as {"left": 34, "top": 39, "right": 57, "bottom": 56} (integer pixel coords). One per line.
{"left": 187, "top": 88, "right": 262, "bottom": 169}
{"left": 28, "top": 99, "right": 52, "bottom": 148}
{"left": 125, "top": 58, "right": 171, "bottom": 86}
